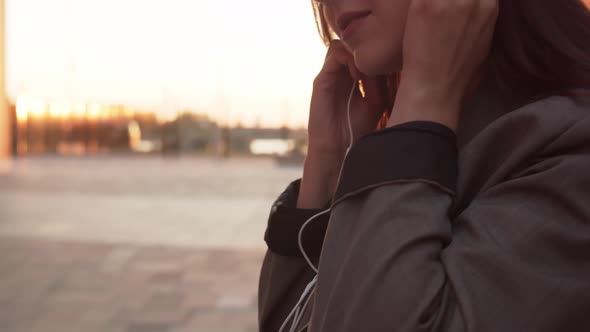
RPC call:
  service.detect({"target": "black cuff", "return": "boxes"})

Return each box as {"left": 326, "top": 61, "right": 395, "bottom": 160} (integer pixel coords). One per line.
{"left": 264, "top": 179, "right": 331, "bottom": 257}
{"left": 334, "top": 121, "right": 458, "bottom": 203}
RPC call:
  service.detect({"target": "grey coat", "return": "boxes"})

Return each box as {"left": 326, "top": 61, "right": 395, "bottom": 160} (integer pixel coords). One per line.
{"left": 258, "top": 85, "right": 590, "bottom": 331}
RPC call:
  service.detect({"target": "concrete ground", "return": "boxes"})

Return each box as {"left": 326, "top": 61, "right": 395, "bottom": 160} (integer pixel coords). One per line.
{"left": 0, "top": 155, "right": 302, "bottom": 332}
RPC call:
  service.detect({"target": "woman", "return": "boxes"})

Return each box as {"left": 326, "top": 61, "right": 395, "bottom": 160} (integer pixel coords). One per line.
{"left": 259, "top": 0, "right": 590, "bottom": 331}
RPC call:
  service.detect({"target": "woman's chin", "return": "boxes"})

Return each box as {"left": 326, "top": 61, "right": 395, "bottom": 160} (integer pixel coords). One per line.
{"left": 354, "top": 51, "right": 401, "bottom": 77}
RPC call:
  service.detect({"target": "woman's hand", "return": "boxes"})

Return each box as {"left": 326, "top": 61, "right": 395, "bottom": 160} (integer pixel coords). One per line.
{"left": 299, "top": 40, "right": 388, "bottom": 208}
{"left": 388, "top": 0, "right": 499, "bottom": 130}
{"left": 309, "top": 40, "right": 387, "bottom": 160}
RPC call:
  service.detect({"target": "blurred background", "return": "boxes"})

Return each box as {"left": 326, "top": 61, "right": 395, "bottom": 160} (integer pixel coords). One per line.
{"left": 0, "top": 0, "right": 326, "bottom": 331}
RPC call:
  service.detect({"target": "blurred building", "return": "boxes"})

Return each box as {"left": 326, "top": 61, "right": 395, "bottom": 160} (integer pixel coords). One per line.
{"left": 10, "top": 94, "right": 309, "bottom": 158}
{"left": 162, "top": 112, "right": 217, "bottom": 154}
{"left": 13, "top": 101, "right": 149, "bottom": 156}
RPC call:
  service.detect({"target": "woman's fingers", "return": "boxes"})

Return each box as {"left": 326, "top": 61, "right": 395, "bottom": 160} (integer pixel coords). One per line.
{"left": 401, "top": 0, "right": 499, "bottom": 98}
{"left": 319, "top": 41, "right": 361, "bottom": 82}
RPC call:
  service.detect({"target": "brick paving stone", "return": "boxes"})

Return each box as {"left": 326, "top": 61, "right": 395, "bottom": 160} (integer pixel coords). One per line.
{"left": 115, "top": 306, "right": 195, "bottom": 331}
{"left": 43, "top": 288, "right": 113, "bottom": 307}
{"left": 102, "top": 247, "right": 138, "bottom": 273}
{"left": 215, "top": 294, "right": 253, "bottom": 310}
{"left": 22, "top": 301, "right": 94, "bottom": 332}
{"left": 0, "top": 300, "right": 42, "bottom": 332}
{"left": 55, "top": 269, "right": 114, "bottom": 292}
{"left": 0, "top": 270, "right": 58, "bottom": 306}
{"left": 183, "top": 289, "right": 219, "bottom": 311}
{"left": 143, "top": 291, "right": 185, "bottom": 311}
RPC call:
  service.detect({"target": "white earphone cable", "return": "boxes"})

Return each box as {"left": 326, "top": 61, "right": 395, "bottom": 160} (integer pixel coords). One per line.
{"left": 290, "top": 287, "right": 316, "bottom": 332}
{"left": 278, "top": 276, "right": 318, "bottom": 332}
{"left": 297, "top": 209, "right": 330, "bottom": 274}
{"left": 345, "top": 80, "right": 357, "bottom": 155}
{"left": 279, "top": 80, "right": 358, "bottom": 332}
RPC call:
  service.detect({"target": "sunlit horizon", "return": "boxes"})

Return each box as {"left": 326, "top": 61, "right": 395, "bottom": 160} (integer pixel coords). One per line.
{"left": 6, "top": 0, "right": 327, "bottom": 128}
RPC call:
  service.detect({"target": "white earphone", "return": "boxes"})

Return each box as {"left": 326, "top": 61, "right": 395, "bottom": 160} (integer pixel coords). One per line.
{"left": 278, "top": 80, "right": 358, "bottom": 332}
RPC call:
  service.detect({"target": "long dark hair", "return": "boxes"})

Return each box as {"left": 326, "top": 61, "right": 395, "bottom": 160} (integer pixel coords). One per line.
{"left": 312, "top": 0, "right": 590, "bottom": 107}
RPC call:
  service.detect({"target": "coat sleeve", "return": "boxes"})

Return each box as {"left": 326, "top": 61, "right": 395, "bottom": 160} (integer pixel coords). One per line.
{"left": 258, "top": 179, "right": 331, "bottom": 331}
{"left": 310, "top": 117, "right": 590, "bottom": 332}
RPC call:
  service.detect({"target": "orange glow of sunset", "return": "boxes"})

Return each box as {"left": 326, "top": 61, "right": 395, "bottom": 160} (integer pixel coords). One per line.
{"left": 6, "top": 0, "right": 328, "bottom": 128}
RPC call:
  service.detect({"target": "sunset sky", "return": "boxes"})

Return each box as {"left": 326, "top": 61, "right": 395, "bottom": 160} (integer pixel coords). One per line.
{"left": 5, "top": 0, "right": 327, "bottom": 127}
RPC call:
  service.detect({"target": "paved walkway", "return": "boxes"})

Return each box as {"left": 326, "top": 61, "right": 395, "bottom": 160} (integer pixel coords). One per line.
{"left": 0, "top": 236, "right": 264, "bottom": 332}
{"left": 0, "top": 156, "right": 301, "bottom": 249}
{"left": 0, "top": 156, "right": 302, "bottom": 332}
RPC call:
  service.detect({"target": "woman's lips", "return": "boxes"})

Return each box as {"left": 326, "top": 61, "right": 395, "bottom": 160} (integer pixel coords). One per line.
{"left": 338, "top": 11, "right": 371, "bottom": 40}
{"left": 342, "top": 16, "right": 367, "bottom": 40}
